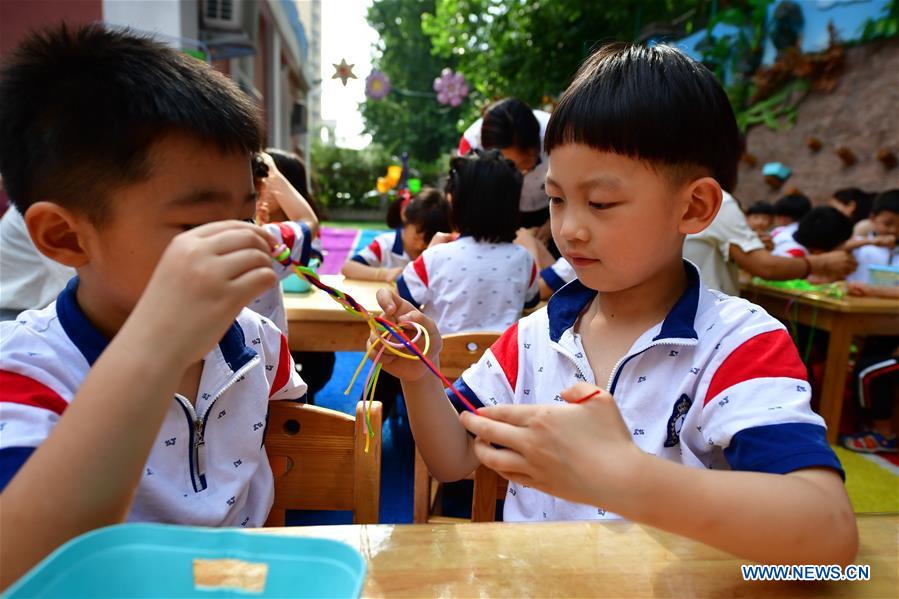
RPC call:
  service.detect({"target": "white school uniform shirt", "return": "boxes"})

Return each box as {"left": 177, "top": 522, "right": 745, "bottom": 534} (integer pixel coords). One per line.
{"left": 397, "top": 236, "right": 540, "bottom": 334}
{"left": 0, "top": 278, "right": 306, "bottom": 527}
{"left": 448, "top": 261, "right": 842, "bottom": 522}
{"left": 350, "top": 229, "right": 411, "bottom": 270}
{"left": 770, "top": 222, "right": 799, "bottom": 251}
{"left": 771, "top": 234, "right": 809, "bottom": 258}
{"left": 249, "top": 221, "right": 312, "bottom": 335}
{"left": 0, "top": 208, "right": 75, "bottom": 312}
{"left": 847, "top": 234, "right": 899, "bottom": 283}
{"left": 540, "top": 257, "right": 577, "bottom": 293}
{"left": 683, "top": 192, "right": 764, "bottom": 296}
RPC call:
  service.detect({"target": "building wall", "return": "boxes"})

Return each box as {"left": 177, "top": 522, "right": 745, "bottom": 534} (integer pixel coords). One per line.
{"left": 0, "top": 0, "right": 101, "bottom": 57}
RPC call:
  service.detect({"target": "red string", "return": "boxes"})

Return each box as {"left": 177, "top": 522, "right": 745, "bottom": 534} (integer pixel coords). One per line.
{"left": 571, "top": 390, "right": 601, "bottom": 404}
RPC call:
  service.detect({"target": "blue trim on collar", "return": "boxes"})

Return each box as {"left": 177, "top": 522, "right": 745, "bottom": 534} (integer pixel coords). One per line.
{"left": 546, "top": 280, "right": 597, "bottom": 343}
{"left": 652, "top": 261, "right": 700, "bottom": 342}
{"left": 391, "top": 228, "right": 404, "bottom": 255}
{"left": 56, "top": 277, "right": 108, "bottom": 366}
{"left": 546, "top": 261, "right": 701, "bottom": 343}
{"left": 57, "top": 277, "right": 256, "bottom": 371}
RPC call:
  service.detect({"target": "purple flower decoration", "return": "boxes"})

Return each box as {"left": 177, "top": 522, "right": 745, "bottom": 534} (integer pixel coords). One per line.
{"left": 365, "top": 70, "right": 391, "bottom": 101}
{"left": 433, "top": 68, "right": 468, "bottom": 107}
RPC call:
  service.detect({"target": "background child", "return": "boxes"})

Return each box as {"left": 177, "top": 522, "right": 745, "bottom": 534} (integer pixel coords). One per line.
{"left": 397, "top": 149, "right": 539, "bottom": 334}
{"left": 829, "top": 187, "right": 876, "bottom": 236}
{"left": 846, "top": 190, "right": 899, "bottom": 283}
{"left": 342, "top": 187, "right": 450, "bottom": 282}
{"left": 770, "top": 192, "right": 812, "bottom": 248}
{"left": 772, "top": 205, "right": 853, "bottom": 259}
{"left": 514, "top": 227, "right": 575, "bottom": 298}
{"left": 745, "top": 200, "right": 774, "bottom": 234}
{"left": 253, "top": 149, "right": 334, "bottom": 403}
{"left": 0, "top": 25, "right": 305, "bottom": 586}
{"left": 375, "top": 42, "right": 855, "bottom": 566}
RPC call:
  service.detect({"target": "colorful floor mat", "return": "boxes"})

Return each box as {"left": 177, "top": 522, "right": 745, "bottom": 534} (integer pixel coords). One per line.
{"left": 318, "top": 226, "right": 386, "bottom": 274}
{"left": 835, "top": 447, "right": 899, "bottom": 514}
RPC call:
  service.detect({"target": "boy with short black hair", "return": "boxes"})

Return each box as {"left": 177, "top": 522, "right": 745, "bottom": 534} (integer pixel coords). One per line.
{"left": 772, "top": 205, "right": 854, "bottom": 258}
{"left": 846, "top": 189, "right": 899, "bottom": 283}
{"left": 374, "top": 43, "right": 856, "bottom": 565}
{"left": 0, "top": 25, "right": 305, "bottom": 587}
{"left": 745, "top": 200, "right": 774, "bottom": 234}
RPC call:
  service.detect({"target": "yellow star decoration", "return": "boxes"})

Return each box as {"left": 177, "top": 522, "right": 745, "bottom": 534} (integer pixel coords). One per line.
{"left": 332, "top": 58, "right": 357, "bottom": 86}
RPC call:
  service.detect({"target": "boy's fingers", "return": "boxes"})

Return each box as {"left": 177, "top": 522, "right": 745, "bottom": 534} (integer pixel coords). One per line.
{"left": 218, "top": 248, "right": 276, "bottom": 280}
{"left": 207, "top": 228, "right": 273, "bottom": 256}
{"left": 375, "top": 288, "right": 397, "bottom": 316}
{"left": 560, "top": 383, "right": 606, "bottom": 404}
{"left": 471, "top": 438, "right": 531, "bottom": 477}
{"left": 474, "top": 404, "right": 541, "bottom": 427}
{"left": 228, "top": 266, "right": 279, "bottom": 304}
{"left": 460, "top": 412, "right": 527, "bottom": 448}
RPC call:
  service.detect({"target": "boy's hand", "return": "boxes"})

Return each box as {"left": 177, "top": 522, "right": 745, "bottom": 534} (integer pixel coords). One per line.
{"left": 372, "top": 288, "right": 441, "bottom": 381}
{"left": 129, "top": 221, "right": 277, "bottom": 365}
{"left": 870, "top": 234, "right": 896, "bottom": 248}
{"left": 809, "top": 250, "right": 857, "bottom": 279}
{"left": 459, "top": 383, "right": 644, "bottom": 508}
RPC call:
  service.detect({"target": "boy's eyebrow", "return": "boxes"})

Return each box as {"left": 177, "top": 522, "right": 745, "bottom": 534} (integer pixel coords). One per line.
{"left": 544, "top": 174, "right": 622, "bottom": 192}
{"left": 169, "top": 190, "right": 258, "bottom": 206}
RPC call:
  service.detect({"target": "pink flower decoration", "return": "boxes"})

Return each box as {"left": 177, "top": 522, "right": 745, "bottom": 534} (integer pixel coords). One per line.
{"left": 365, "top": 70, "right": 391, "bottom": 101}
{"left": 433, "top": 68, "right": 468, "bottom": 107}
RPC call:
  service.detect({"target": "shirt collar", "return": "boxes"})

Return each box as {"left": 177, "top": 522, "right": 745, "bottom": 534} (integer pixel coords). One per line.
{"left": 56, "top": 277, "right": 257, "bottom": 370}
{"left": 546, "top": 260, "right": 701, "bottom": 343}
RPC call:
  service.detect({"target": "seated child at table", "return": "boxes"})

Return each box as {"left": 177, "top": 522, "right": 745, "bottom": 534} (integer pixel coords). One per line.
{"left": 341, "top": 188, "right": 451, "bottom": 282}
{"left": 772, "top": 206, "right": 853, "bottom": 260}
{"left": 374, "top": 43, "right": 856, "bottom": 565}
{"left": 514, "top": 227, "right": 576, "bottom": 299}
{"left": 248, "top": 152, "right": 318, "bottom": 335}
{"left": 0, "top": 25, "right": 306, "bottom": 588}
{"left": 846, "top": 190, "right": 899, "bottom": 283}
{"left": 770, "top": 192, "right": 811, "bottom": 247}
{"left": 254, "top": 149, "right": 334, "bottom": 403}
{"left": 745, "top": 200, "right": 774, "bottom": 234}
{"left": 397, "top": 150, "right": 540, "bottom": 333}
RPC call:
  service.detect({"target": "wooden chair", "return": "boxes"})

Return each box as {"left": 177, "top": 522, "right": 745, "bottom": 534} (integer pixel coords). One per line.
{"left": 413, "top": 331, "right": 501, "bottom": 523}
{"left": 264, "top": 400, "right": 382, "bottom": 526}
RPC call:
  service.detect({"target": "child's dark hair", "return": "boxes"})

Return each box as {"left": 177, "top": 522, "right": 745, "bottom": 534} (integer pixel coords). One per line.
{"left": 872, "top": 189, "right": 899, "bottom": 215}
{"left": 774, "top": 193, "right": 812, "bottom": 221}
{"left": 481, "top": 98, "right": 540, "bottom": 153}
{"left": 544, "top": 43, "right": 740, "bottom": 192}
{"left": 402, "top": 187, "right": 451, "bottom": 244}
{"left": 265, "top": 148, "right": 325, "bottom": 220}
{"left": 832, "top": 187, "right": 875, "bottom": 223}
{"left": 746, "top": 201, "right": 775, "bottom": 216}
{"left": 0, "top": 24, "right": 263, "bottom": 223}
{"left": 446, "top": 149, "right": 522, "bottom": 243}
{"left": 793, "top": 206, "right": 853, "bottom": 251}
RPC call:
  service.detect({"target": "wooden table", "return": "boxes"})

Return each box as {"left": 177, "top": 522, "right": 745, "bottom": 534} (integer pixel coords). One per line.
{"left": 284, "top": 276, "right": 388, "bottom": 352}
{"left": 254, "top": 514, "right": 897, "bottom": 597}
{"left": 740, "top": 280, "right": 899, "bottom": 444}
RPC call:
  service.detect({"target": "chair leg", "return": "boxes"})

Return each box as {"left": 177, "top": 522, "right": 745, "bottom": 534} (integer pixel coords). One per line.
{"left": 265, "top": 508, "right": 286, "bottom": 528}
{"left": 471, "top": 466, "right": 499, "bottom": 522}
{"left": 413, "top": 448, "right": 432, "bottom": 523}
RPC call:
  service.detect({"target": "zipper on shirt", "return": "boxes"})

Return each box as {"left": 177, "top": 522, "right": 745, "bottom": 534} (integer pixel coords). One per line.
{"left": 607, "top": 340, "right": 696, "bottom": 395}
{"left": 174, "top": 355, "right": 261, "bottom": 493}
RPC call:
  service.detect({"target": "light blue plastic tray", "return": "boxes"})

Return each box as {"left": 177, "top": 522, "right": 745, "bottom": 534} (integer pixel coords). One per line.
{"left": 3, "top": 523, "right": 366, "bottom": 598}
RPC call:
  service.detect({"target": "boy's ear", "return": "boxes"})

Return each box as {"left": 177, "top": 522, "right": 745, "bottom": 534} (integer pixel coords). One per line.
{"left": 679, "top": 177, "right": 722, "bottom": 235}
{"left": 24, "top": 201, "right": 90, "bottom": 268}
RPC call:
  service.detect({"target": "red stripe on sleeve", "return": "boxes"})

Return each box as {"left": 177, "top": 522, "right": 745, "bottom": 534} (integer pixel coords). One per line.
{"left": 269, "top": 334, "right": 293, "bottom": 398}
{"left": 0, "top": 371, "right": 67, "bottom": 415}
{"left": 367, "top": 240, "right": 383, "bottom": 262}
{"left": 704, "top": 329, "right": 807, "bottom": 406}
{"left": 786, "top": 248, "right": 806, "bottom": 258}
{"left": 278, "top": 222, "right": 296, "bottom": 252}
{"left": 489, "top": 323, "right": 520, "bottom": 392}
{"left": 528, "top": 262, "right": 537, "bottom": 287}
{"left": 412, "top": 255, "right": 429, "bottom": 288}
{"left": 458, "top": 137, "right": 472, "bottom": 156}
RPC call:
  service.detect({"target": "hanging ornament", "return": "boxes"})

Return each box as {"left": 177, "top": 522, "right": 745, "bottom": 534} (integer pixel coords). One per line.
{"left": 365, "top": 70, "right": 391, "bottom": 100}
{"left": 433, "top": 68, "right": 468, "bottom": 107}
{"left": 331, "top": 58, "right": 357, "bottom": 86}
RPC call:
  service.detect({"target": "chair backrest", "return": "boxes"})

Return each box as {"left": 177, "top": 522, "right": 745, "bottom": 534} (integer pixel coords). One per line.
{"left": 264, "top": 400, "right": 381, "bottom": 526}
{"left": 413, "top": 331, "right": 502, "bottom": 523}
{"left": 471, "top": 465, "right": 508, "bottom": 522}
{"left": 439, "top": 331, "right": 502, "bottom": 379}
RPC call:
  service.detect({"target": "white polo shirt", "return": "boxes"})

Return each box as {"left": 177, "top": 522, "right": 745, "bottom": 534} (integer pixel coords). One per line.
{"left": 397, "top": 236, "right": 540, "bottom": 334}
{"left": 771, "top": 235, "right": 809, "bottom": 258}
{"left": 350, "top": 229, "right": 410, "bottom": 270}
{"left": 540, "top": 257, "right": 576, "bottom": 293}
{"left": 448, "top": 262, "right": 842, "bottom": 522}
{"left": 847, "top": 235, "right": 899, "bottom": 283}
{"left": 0, "top": 278, "right": 306, "bottom": 527}
{"left": 248, "top": 220, "right": 312, "bottom": 335}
